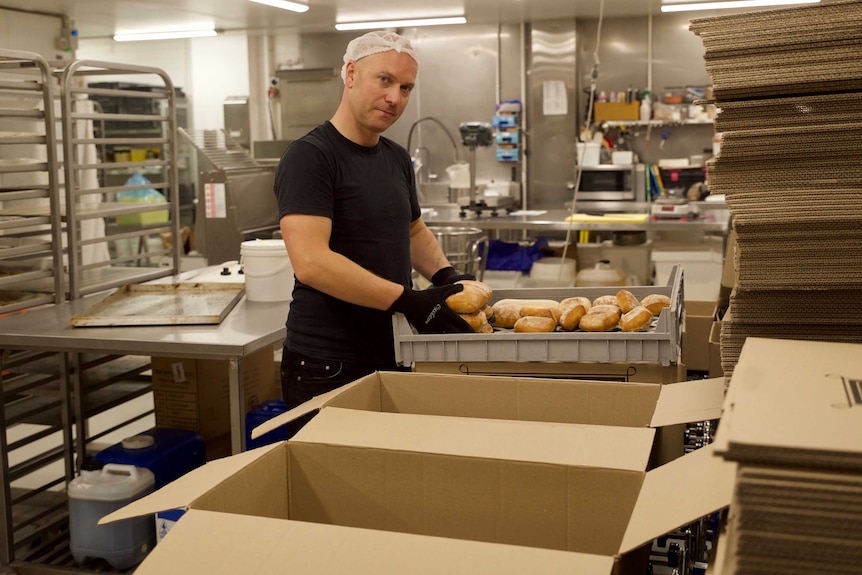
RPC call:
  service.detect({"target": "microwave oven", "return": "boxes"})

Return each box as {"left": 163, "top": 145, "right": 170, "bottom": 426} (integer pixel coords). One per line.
{"left": 573, "top": 164, "right": 646, "bottom": 202}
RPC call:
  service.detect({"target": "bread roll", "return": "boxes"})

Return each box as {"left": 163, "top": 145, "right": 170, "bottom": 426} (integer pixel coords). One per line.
{"left": 514, "top": 316, "right": 557, "bottom": 333}
{"left": 445, "top": 280, "right": 493, "bottom": 313}
{"left": 592, "top": 295, "right": 618, "bottom": 307}
{"left": 579, "top": 305, "right": 621, "bottom": 332}
{"left": 619, "top": 306, "right": 653, "bottom": 332}
{"left": 477, "top": 321, "right": 494, "bottom": 334}
{"left": 558, "top": 300, "right": 588, "bottom": 331}
{"left": 458, "top": 310, "right": 488, "bottom": 332}
{"left": 519, "top": 305, "right": 555, "bottom": 319}
{"left": 560, "top": 296, "right": 592, "bottom": 312}
{"left": 490, "top": 298, "right": 559, "bottom": 329}
{"left": 481, "top": 304, "right": 496, "bottom": 325}
{"left": 616, "top": 290, "right": 640, "bottom": 314}
{"left": 641, "top": 294, "right": 671, "bottom": 316}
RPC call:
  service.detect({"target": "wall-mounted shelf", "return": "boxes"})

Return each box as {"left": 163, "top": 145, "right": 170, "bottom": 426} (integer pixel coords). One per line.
{"left": 601, "top": 119, "right": 714, "bottom": 129}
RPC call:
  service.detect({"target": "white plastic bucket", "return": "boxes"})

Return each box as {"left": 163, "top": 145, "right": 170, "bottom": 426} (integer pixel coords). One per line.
{"left": 528, "top": 257, "right": 576, "bottom": 287}
{"left": 240, "top": 239, "right": 294, "bottom": 302}
{"left": 446, "top": 162, "right": 470, "bottom": 188}
{"left": 576, "top": 142, "right": 601, "bottom": 166}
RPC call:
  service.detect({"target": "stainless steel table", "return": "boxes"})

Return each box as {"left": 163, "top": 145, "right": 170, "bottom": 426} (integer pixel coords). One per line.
{"left": 0, "top": 294, "right": 289, "bottom": 455}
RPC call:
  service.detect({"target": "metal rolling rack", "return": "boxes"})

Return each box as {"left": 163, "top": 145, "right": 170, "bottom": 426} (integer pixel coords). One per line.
{"left": 58, "top": 59, "right": 181, "bottom": 298}
{"left": 0, "top": 48, "right": 73, "bottom": 574}
{"left": 0, "top": 54, "right": 181, "bottom": 574}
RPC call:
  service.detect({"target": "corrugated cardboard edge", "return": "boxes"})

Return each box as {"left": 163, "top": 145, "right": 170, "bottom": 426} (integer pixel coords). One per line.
{"left": 98, "top": 442, "right": 282, "bottom": 525}
{"left": 618, "top": 444, "right": 736, "bottom": 554}
{"left": 650, "top": 377, "right": 725, "bottom": 427}
{"left": 134, "top": 509, "right": 617, "bottom": 575}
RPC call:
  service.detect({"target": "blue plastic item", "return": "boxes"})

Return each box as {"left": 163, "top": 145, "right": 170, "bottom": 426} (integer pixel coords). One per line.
{"left": 246, "top": 399, "right": 289, "bottom": 449}
{"left": 94, "top": 428, "right": 205, "bottom": 490}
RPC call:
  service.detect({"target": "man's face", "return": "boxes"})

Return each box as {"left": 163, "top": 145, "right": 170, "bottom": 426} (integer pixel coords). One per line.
{"left": 345, "top": 50, "right": 417, "bottom": 136}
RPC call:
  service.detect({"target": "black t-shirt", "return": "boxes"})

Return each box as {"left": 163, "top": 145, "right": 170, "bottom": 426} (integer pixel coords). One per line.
{"left": 274, "top": 121, "right": 420, "bottom": 366}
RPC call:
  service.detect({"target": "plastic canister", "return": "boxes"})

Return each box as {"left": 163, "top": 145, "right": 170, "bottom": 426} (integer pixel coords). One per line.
{"left": 246, "top": 399, "right": 289, "bottom": 449}
{"left": 68, "top": 462, "right": 156, "bottom": 570}
{"left": 240, "top": 239, "right": 294, "bottom": 302}
{"left": 575, "top": 260, "right": 626, "bottom": 287}
{"left": 93, "top": 428, "right": 205, "bottom": 490}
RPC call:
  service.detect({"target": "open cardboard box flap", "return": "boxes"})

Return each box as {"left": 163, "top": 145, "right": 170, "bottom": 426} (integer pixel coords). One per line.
{"left": 251, "top": 371, "right": 726, "bottom": 440}
{"left": 102, "top": 407, "right": 735, "bottom": 574}
{"left": 133, "top": 509, "right": 616, "bottom": 575}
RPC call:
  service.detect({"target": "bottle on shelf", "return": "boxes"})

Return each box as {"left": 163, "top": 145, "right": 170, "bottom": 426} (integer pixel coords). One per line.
{"left": 640, "top": 90, "right": 652, "bottom": 122}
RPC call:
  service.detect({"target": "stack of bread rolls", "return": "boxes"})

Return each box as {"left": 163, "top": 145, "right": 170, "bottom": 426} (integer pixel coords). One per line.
{"left": 442, "top": 281, "right": 671, "bottom": 334}
{"left": 444, "top": 280, "right": 495, "bottom": 333}
{"left": 492, "top": 289, "right": 671, "bottom": 333}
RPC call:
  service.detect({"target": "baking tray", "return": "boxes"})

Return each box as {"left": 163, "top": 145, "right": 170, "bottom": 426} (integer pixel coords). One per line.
{"left": 393, "top": 265, "right": 683, "bottom": 367}
{"left": 70, "top": 283, "right": 245, "bottom": 327}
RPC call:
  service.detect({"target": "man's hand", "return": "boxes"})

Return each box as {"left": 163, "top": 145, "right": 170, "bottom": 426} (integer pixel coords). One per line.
{"left": 431, "top": 266, "right": 476, "bottom": 287}
{"left": 390, "top": 283, "right": 473, "bottom": 333}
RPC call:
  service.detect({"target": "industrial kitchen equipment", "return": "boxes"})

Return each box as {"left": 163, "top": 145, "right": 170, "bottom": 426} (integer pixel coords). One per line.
{"left": 458, "top": 122, "right": 516, "bottom": 217}
{"left": 180, "top": 128, "right": 280, "bottom": 264}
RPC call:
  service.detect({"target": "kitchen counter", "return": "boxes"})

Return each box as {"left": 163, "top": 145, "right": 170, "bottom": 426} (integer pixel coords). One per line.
{"left": 0, "top": 268, "right": 289, "bottom": 455}
{"left": 421, "top": 204, "right": 730, "bottom": 235}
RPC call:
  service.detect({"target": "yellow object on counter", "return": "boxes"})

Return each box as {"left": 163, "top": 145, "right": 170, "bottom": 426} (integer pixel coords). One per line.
{"left": 565, "top": 213, "right": 649, "bottom": 223}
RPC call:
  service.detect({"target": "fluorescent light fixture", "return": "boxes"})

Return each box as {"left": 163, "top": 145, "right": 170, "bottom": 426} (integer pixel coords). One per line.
{"left": 661, "top": 0, "right": 819, "bottom": 12}
{"left": 113, "top": 28, "right": 217, "bottom": 42}
{"left": 335, "top": 16, "right": 467, "bottom": 31}
{"left": 248, "top": 0, "right": 309, "bottom": 13}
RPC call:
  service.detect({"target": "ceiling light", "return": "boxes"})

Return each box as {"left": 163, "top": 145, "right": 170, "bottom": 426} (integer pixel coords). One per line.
{"left": 113, "top": 28, "right": 218, "bottom": 42}
{"left": 248, "top": 0, "right": 309, "bottom": 13}
{"left": 335, "top": 16, "right": 467, "bottom": 31}
{"left": 661, "top": 0, "right": 819, "bottom": 12}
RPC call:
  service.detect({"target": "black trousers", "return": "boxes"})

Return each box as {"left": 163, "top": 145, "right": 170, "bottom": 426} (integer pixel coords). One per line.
{"left": 279, "top": 346, "right": 408, "bottom": 438}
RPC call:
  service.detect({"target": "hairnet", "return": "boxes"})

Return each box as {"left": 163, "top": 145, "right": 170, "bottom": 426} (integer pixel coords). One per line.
{"left": 340, "top": 31, "right": 419, "bottom": 83}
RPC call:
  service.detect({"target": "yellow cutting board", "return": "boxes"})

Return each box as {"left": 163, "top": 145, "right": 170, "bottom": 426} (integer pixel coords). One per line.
{"left": 564, "top": 213, "right": 649, "bottom": 223}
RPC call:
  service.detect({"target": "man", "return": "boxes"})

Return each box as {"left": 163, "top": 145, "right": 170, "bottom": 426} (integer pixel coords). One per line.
{"left": 274, "top": 31, "right": 473, "bottom": 435}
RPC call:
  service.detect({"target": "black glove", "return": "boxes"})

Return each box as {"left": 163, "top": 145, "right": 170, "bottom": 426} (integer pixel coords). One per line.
{"left": 390, "top": 284, "right": 473, "bottom": 334}
{"left": 431, "top": 266, "right": 476, "bottom": 287}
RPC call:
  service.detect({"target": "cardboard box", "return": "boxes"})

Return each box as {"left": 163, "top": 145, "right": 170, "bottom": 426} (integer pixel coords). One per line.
{"left": 151, "top": 346, "right": 280, "bottom": 441}
{"left": 708, "top": 320, "right": 723, "bottom": 378}
{"left": 594, "top": 101, "right": 640, "bottom": 122}
{"left": 103, "top": 407, "right": 735, "bottom": 575}
{"left": 137, "top": 508, "right": 614, "bottom": 574}
{"left": 253, "top": 371, "right": 725, "bottom": 468}
{"left": 682, "top": 301, "right": 717, "bottom": 372}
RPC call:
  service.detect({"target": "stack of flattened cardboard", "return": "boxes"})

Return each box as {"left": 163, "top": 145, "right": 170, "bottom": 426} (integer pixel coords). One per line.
{"left": 690, "top": 0, "right": 862, "bottom": 385}
{"left": 713, "top": 337, "right": 862, "bottom": 574}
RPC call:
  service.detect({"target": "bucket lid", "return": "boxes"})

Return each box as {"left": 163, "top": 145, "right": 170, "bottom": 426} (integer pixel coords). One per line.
{"left": 122, "top": 435, "right": 155, "bottom": 450}
{"left": 240, "top": 239, "right": 287, "bottom": 255}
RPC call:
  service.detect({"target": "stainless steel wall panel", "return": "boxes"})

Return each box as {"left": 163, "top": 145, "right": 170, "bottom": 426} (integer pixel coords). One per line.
{"left": 525, "top": 20, "right": 577, "bottom": 211}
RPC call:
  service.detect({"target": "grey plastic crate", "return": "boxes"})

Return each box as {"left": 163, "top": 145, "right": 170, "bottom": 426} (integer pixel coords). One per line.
{"left": 393, "top": 265, "right": 683, "bottom": 367}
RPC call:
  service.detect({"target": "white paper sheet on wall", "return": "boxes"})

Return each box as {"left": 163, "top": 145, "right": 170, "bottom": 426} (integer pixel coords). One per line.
{"left": 542, "top": 80, "right": 568, "bottom": 116}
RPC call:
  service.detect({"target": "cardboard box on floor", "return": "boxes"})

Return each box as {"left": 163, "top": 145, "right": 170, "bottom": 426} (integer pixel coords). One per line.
{"left": 252, "top": 370, "right": 725, "bottom": 468}
{"left": 151, "top": 346, "right": 280, "bottom": 441}
{"left": 135, "top": 508, "right": 614, "bottom": 575}
{"left": 683, "top": 301, "right": 718, "bottom": 372}
{"left": 103, "top": 407, "right": 735, "bottom": 575}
